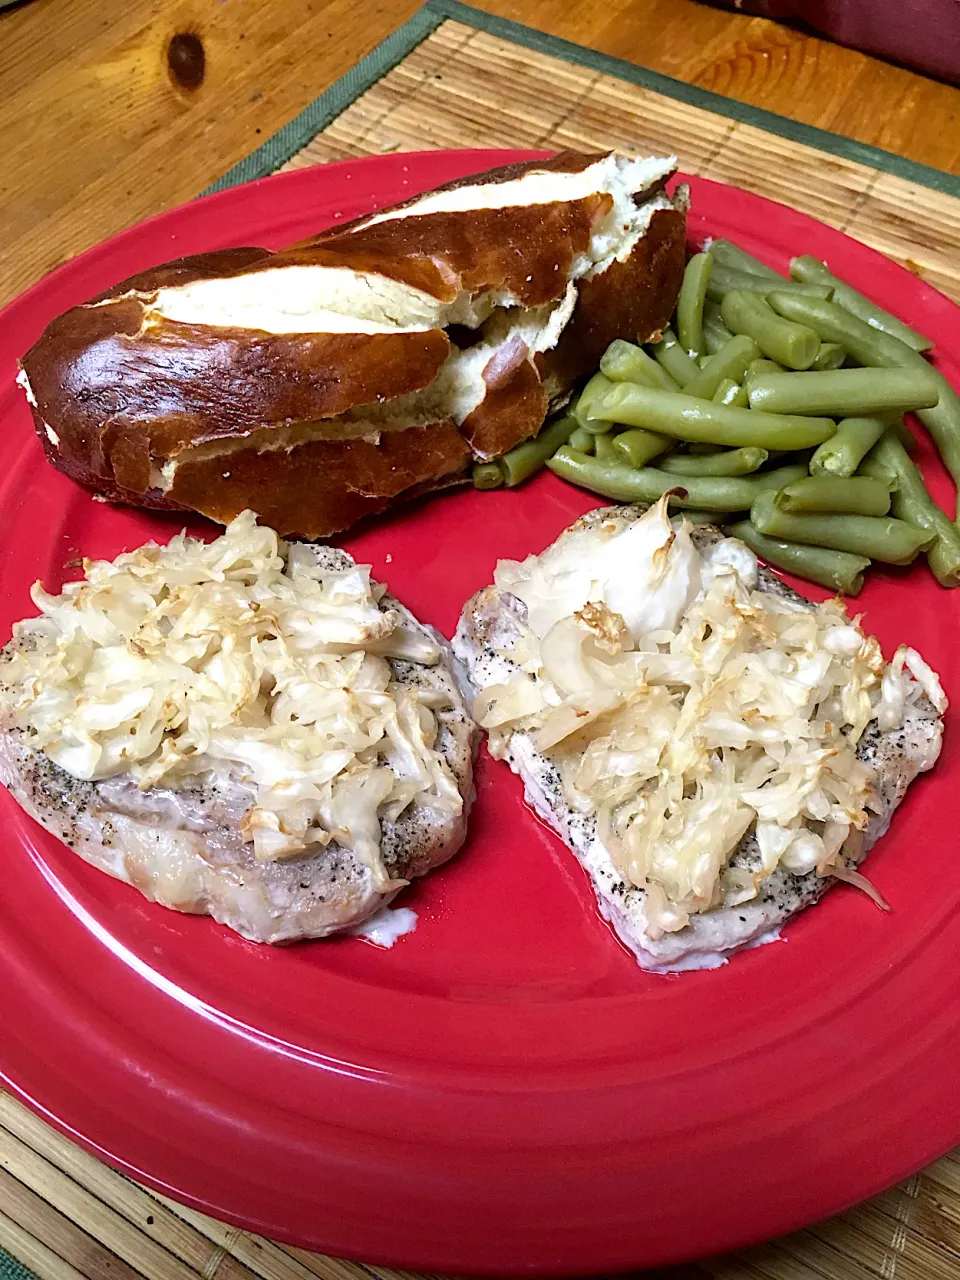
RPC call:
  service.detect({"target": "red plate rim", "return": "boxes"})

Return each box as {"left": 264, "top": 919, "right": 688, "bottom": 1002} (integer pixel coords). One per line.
{"left": 1, "top": 149, "right": 960, "bottom": 1276}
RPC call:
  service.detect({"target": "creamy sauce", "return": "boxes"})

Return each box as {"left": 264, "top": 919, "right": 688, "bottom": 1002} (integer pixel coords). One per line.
{"left": 350, "top": 905, "right": 418, "bottom": 948}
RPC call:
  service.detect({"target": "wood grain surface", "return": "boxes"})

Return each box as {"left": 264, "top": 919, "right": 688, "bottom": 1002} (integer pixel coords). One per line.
{"left": 0, "top": 0, "right": 959, "bottom": 305}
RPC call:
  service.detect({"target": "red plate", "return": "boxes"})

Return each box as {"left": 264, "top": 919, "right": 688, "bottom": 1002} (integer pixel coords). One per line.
{"left": 2, "top": 150, "right": 960, "bottom": 1276}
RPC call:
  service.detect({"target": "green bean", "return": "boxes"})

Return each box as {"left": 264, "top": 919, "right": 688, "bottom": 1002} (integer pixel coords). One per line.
{"left": 721, "top": 291, "right": 821, "bottom": 370}
{"left": 746, "top": 358, "right": 784, "bottom": 379}
{"left": 593, "top": 432, "right": 619, "bottom": 462}
{"left": 500, "top": 414, "right": 578, "bottom": 486}
{"left": 683, "top": 334, "right": 761, "bottom": 400}
{"left": 707, "top": 240, "right": 784, "bottom": 280}
{"left": 611, "top": 428, "right": 673, "bottom": 468}
{"left": 774, "top": 475, "right": 893, "bottom": 516}
{"left": 861, "top": 433, "right": 960, "bottom": 587}
{"left": 473, "top": 461, "right": 504, "bottom": 490}
{"left": 762, "top": 448, "right": 813, "bottom": 468}
{"left": 747, "top": 367, "right": 939, "bottom": 417}
{"left": 812, "top": 342, "right": 846, "bottom": 371}
{"left": 767, "top": 292, "right": 960, "bottom": 498}
{"left": 686, "top": 442, "right": 727, "bottom": 454}
{"left": 651, "top": 328, "right": 701, "bottom": 386}
{"left": 713, "top": 378, "right": 748, "bottom": 407}
{"left": 750, "top": 490, "right": 934, "bottom": 563}
{"left": 856, "top": 411, "right": 916, "bottom": 451}
{"left": 661, "top": 446, "right": 769, "bottom": 477}
{"left": 703, "top": 301, "right": 734, "bottom": 355}
{"left": 705, "top": 264, "right": 832, "bottom": 303}
{"left": 810, "top": 416, "right": 886, "bottom": 477}
{"left": 587, "top": 382, "right": 836, "bottom": 449}
{"left": 676, "top": 509, "right": 728, "bottom": 526}
{"left": 890, "top": 417, "right": 917, "bottom": 452}
{"left": 677, "top": 253, "right": 713, "bottom": 357}
{"left": 726, "top": 520, "right": 869, "bottom": 594}
{"left": 547, "top": 449, "right": 807, "bottom": 510}
{"left": 600, "top": 340, "right": 679, "bottom": 391}
{"left": 568, "top": 425, "right": 596, "bottom": 454}
{"left": 790, "top": 255, "right": 933, "bottom": 353}
{"left": 572, "top": 373, "right": 617, "bottom": 433}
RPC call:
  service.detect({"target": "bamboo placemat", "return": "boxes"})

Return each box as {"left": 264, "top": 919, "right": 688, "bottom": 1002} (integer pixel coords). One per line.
{"left": 4, "top": 4, "right": 960, "bottom": 1279}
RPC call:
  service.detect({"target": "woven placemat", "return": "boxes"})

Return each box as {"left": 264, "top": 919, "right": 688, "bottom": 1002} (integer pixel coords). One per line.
{"left": 4, "top": 4, "right": 960, "bottom": 1279}
{"left": 210, "top": 0, "right": 960, "bottom": 303}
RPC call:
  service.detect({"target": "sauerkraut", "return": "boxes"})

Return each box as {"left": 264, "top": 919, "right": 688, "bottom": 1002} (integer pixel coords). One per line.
{"left": 476, "top": 496, "right": 946, "bottom": 937}
{"left": 0, "top": 512, "right": 463, "bottom": 886}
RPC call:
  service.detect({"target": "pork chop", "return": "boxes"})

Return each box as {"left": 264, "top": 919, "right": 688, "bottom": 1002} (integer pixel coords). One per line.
{"left": 454, "top": 504, "right": 945, "bottom": 972}
{"left": 0, "top": 541, "right": 478, "bottom": 944}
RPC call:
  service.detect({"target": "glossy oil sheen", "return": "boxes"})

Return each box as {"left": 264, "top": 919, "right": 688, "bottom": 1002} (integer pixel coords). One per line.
{"left": 1, "top": 150, "right": 959, "bottom": 1276}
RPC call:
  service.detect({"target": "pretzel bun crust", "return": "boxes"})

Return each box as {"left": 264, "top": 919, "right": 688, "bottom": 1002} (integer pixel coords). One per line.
{"left": 20, "top": 151, "right": 686, "bottom": 538}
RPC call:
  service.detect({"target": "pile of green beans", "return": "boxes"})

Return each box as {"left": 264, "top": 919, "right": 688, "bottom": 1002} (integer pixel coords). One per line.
{"left": 472, "top": 235, "right": 957, "bottom": 596}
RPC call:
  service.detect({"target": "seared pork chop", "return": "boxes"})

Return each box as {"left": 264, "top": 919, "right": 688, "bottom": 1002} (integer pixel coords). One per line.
{"left": 0, "top": 542, "right": 477, "bottom": 944}
{"left": 454, "top": 505, "right": 945, "bottom": 972}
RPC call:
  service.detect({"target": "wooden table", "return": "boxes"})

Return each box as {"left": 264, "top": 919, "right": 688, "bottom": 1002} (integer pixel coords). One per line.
{"left": 3, "top": 5, "right": 960, "bottom": 1280}
{"left": 1, "top": 0, "right": 959, "bottom": 308}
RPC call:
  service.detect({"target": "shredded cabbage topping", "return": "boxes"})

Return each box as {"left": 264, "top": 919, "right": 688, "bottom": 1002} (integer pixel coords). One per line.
{"left": 475, "top": 496, "right": 946, "bottom": 938}
{"left": 1, "top": 512, "right": 463, "bottom": 886}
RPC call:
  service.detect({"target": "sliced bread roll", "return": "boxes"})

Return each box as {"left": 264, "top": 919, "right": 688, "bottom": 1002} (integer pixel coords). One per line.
{"left": 20, "top": 151, "right": 686, "bottom": 538}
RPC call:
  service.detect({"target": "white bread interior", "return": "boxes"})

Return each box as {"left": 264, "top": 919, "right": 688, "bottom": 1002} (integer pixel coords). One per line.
{"left": 150, "top": 267, "right": 495, "bottom": 335}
